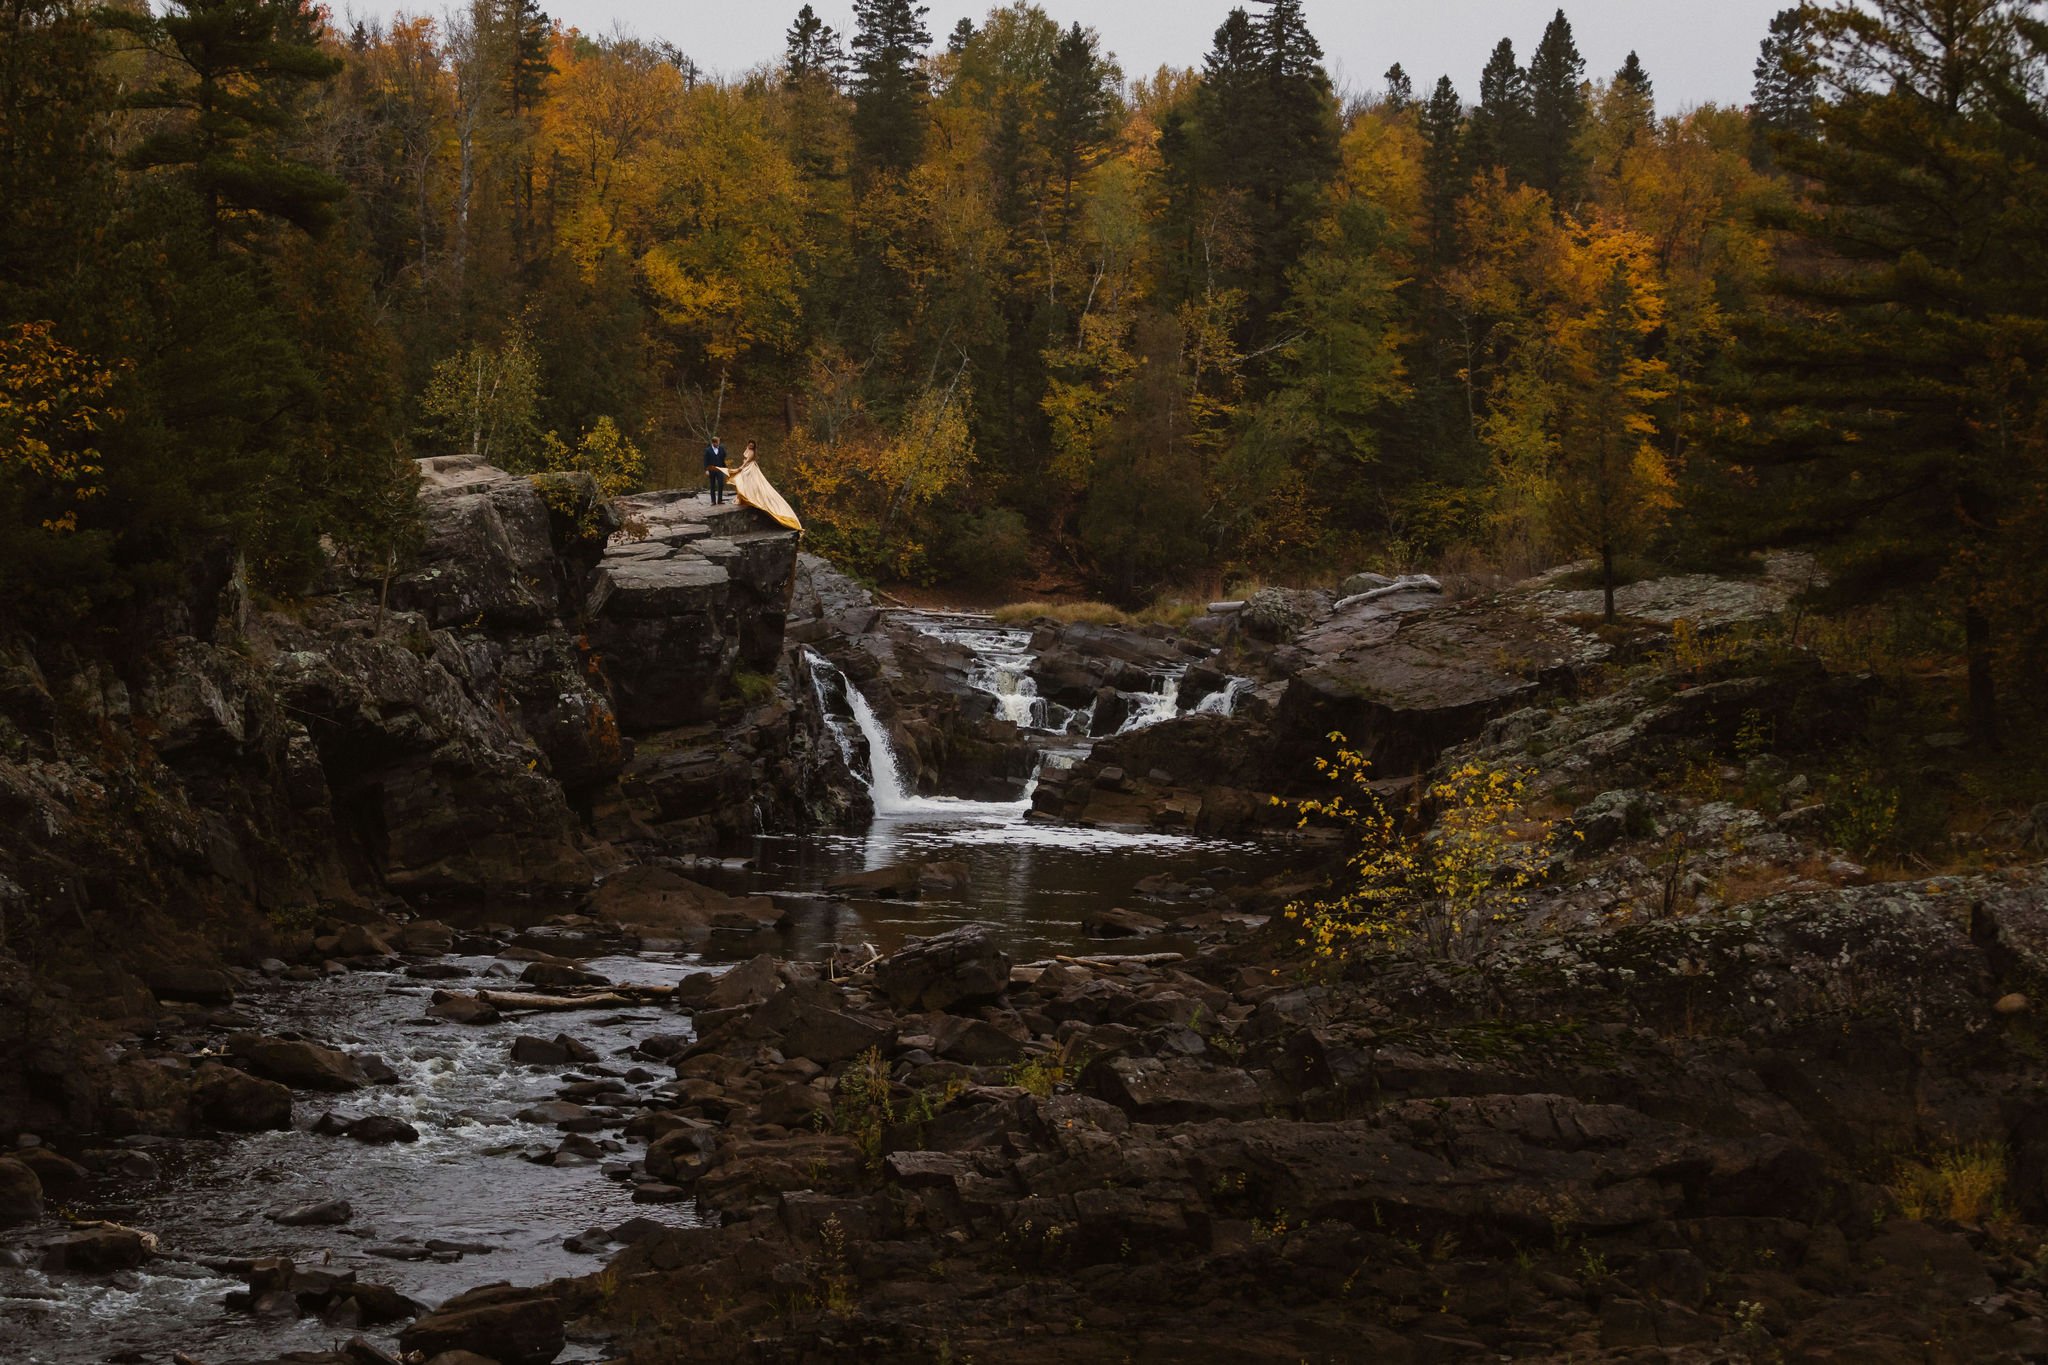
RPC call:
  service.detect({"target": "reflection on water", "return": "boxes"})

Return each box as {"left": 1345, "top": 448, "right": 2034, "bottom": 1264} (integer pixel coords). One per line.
{"left": 696, "top": 815, "right": 1283, "bottom": 965}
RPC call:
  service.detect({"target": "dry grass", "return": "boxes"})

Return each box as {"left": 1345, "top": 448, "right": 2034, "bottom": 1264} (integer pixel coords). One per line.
{"left": 990, "top": 598, "right": 1204, "bottom": 629}
{"left": 1888, "top": 1143, "right": 2009, "bottom": 1223}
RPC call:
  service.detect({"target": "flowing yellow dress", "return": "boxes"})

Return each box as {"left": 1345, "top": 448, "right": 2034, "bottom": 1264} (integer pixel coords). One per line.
{"left": 718, "top": 460, "right": 803, "bottom": 532}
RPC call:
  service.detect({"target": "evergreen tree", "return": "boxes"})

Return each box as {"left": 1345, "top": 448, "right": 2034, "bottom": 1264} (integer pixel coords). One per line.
{"left": 1605, "top": 51, "right": 1656, "bottom": 156}
{"left": 1044, "top": 22, "right": 1118, "bottom": 228}
{"left": 498, "top": 0, "right": 553, "bottom": 266}
{"left": 110, "top": 0, "right": 345, "bottom": 250}
{"left": 783, "top": 4, "right": 846, "bottom": 90}
{"left": 945, "top": 16, "right": 973, "bottom": 57}
{"left": 1468, "top": 38, "right": 1529, "bottom": 179}
{"left": 1419, "top": 75, "right": 1464, "bottom": 266}
{"left": 1751, "top": 6, "right": 1819, "bottom": 166}
{"left": 1526, "top": 8, "right": 1587, "bottom": 200}
{"left": 1384, "top": 62, "right": 1413, "bottom": 113}
{"left": 849, "top": 0, "right": 931, "bottom": 173}
{"left": 1728, "top": 0, "right": 2026, "bottom": 742}
{"left": 1615, "top": 50, "right": 1652, "bottom": 103}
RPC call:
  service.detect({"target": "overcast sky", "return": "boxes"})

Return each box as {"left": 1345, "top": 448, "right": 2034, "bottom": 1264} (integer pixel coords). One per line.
{"left": 521, "top": 1, "right": 1787, "bottom": 111}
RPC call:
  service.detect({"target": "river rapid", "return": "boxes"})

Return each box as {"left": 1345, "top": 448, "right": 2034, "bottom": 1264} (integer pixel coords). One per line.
{"left": 0, "top": 610, "right": 1272, "bottom": 1365}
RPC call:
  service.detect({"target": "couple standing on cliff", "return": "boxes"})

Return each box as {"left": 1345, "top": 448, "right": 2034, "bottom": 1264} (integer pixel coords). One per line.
{"left": 702, "top": 436, "right": 802, "bottom": 533}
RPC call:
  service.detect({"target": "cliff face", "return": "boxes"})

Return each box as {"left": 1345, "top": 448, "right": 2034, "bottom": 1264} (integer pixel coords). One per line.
{"left": 0, "top": 456, "right": 801, "bottom": 1133}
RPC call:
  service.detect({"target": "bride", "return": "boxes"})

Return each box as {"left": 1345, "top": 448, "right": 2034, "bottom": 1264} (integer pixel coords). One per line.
{"left": 720, "top": 440, "right": 802, "bottom": 532}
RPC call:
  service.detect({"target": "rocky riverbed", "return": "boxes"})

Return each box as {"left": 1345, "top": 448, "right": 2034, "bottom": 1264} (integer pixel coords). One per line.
{"left": 4, "top": 455, "right": 2046, "bottom": 1362}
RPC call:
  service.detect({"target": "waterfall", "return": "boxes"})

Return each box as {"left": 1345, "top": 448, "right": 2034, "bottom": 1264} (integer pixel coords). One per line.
{"left": 1115, "top": 668, "right": 1185, "bottom": 733}
{"left": 804, "top": 646, "right": 1030, "bottom": 822}
{"left": 1192, "top": 676, "right": 1254, "bottom": 717}
{"left": 839, "top": 668, "right": 914, "bottom": 815}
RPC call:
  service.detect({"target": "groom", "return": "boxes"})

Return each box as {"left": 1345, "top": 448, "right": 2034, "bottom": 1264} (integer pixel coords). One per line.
{"left": 703, "top": 435, "right": 727, "bottom": 505}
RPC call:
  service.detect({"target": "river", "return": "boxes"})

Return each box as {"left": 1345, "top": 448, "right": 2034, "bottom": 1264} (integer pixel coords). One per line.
{"left": 0, "top": 611, "right": 1270, "bottom": 1364}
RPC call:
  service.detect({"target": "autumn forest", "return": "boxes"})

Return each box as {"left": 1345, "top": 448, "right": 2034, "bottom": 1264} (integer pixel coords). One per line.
{"left": 6, "top": 0, "right": 2048, "bottom": 738}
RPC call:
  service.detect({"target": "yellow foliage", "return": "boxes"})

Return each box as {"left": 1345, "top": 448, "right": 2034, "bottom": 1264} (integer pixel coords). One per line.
{"left": 1281, "top": 734, "right": 1551, "bottom": 959}
{"left": 1888, "top": 1144, "right": 2008, "bottom": 1223}
{"left": 0, "top": 321, "right": 121, "bottom": 533}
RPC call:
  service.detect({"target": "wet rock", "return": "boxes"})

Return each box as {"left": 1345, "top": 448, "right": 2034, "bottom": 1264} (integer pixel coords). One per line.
{"left": 518, "top": 961, "right": 609, "bottom": 990}
{"left": 516, "top": 1101, "right": 590, "bottom": 1128}
{"left": 632, "top": 1183, "right": 687, "bottom": 1204}
{"left": 400, "top": 920, "right": 458, "bottom": 954}
{"left": 43, "top": 1224, "right": 153, "bottom": 1273}
{"left": 143, "top": 964, "right": 237, "bottom": 1004}
{"left": 422, "top": 1353, "right": 500, "bottom": 1365}
{"left": 1085, "top": 907, "right": 1167, "bottom": 938}
{"left": 825, "top": 863, "right": 924, "bottom": 899}
{"left": 510, "top": 1033, "right": 597, "bottom": 1066}
{"left": 875, "top": 925, "right": 1012, "bottom": 1012}
{"left": 10, "top": 1148, "right": 87, "bottom": 1192}
{"left": 231, "top": 1036, "right": 370, "bottom": 1092}
{"left": 347, "top": 1115, "right": 421, "bottom": 1145}
{"left": 399, "top": 1283, "right": 565, "bottom": 1365}
{"left": 334, "top": 924, "right": 397, "bottom": 957}
{"left": 591, "top": 863, "right": 788, "bottom": 938}
{"left": 428, "top": 992, "right": 501, "bottom": 1025}
{"left": 268, "top": 1198, "right": 353, "bottom": 1227}
{"left": 0, "top": 1157, "right": 43, "bottom": 1227}
{"left": 562, "top": 1226, "right": 611, "bottom": 1254}
{"left": 192, "top": 1063, "right": 296, "bottom": 1131}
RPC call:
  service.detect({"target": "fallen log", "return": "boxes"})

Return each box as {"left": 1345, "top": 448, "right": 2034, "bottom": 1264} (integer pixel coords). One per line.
{"left": 477, "top": 990, "right": 640, "bottom": 1012}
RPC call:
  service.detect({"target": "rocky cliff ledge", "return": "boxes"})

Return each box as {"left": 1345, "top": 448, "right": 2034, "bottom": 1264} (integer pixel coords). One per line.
{"left": 0, "top": 456, "right": 801, "bottom": 1134}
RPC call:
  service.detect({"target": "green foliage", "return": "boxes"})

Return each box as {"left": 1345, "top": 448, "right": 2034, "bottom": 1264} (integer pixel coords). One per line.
{"left": 419, "top": 328, "right": 543, "bottom": 467}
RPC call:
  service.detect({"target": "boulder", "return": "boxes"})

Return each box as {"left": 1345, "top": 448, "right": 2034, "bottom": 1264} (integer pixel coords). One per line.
{"left": 193, "top": 1064, "right": 295, "bottom": 1131}
{"left": 399, "top": 1284, "right": 564, "bottom": 1365}
{"left": 519, "top": 961, "right": 608, "bottom": 990}
{"left": 875, "top": 925, "right": 1012, "bottom": 1013}
{"left": 232, "top": 1037, "right": 370, "bottom": 1092}
{"left": 1084, "top": 907, "right": 1167, "bottom": 938}
{"left": 0, "top": 1157, "right": 43, "bottom": 1227}
{"left": 429, "top": 993, "right": 501, "bottom": 1026}
{"left": 10, "top": 1148, "right": 87, "bottom": 1192}
{"left": 347, "top": 1115, "right": 421, "bottom": 1145}
{"left": 142, "top": 964, "right": 237, "bottom": 1004}
{"left": 335, "top": 924, "right": 396, "bottom": 957}
{"left": 590, "top": 864, "right": 787, "bottom": 937}
{"left": 400, "top": 920, "right": 458, "bottom": 954}
{"left": 42, "top": 1224, "right": 152, "bottom": 1273}
{"left": 268, "top": 1198, "right": 353, "bottom": 1227}
{"left": 510, "top": 1035, "right": 570, "bottom": 1066}
{"left": 750, "top": 986, "right": 895, "bottom": 1066}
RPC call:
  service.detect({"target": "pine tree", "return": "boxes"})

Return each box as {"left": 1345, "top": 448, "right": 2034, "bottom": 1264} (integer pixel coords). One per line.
{"left": 1605, "top": 51, "right": 1656, "bottom": 157}
{"left": 111, "top": 0, "right": 345, "bottom": 250}
{"left": 498, "top": 0, "right": 553, "bottom": 266}
{"left": 1526, "top": 8, "right": 1587, "bottom": 200}
{"left": 849, "top": 0, "right": 931, "bottom": 173}
{"left": 784, "top": 4, "right": 846, "bottom": 90}
{"left": 1728, "top": 0, "right": 2026, "bottom": 742}
{"left": 1045, "top": 23, "right": 1118, "bottom": 229}
{"left": 945, "top": 16, "right": 973, "bottom": 57}
{"left": 1751, "top": 7, "right": 1819, "bottom": 167}
{"left": 1419, "top": 75, "right": 1464, "bottom": 266}
{"left": 1551, "top": 254, "right": 1672, "bottom": 622}
{"left": 1246, "top": 0, "right": 1341, "bottom": 319}
{"left": 1384, "top": 62, "right": 1413, "bottom": 113}
{"left": 1468, "top": 38, "right": 1529, "bottom": 180}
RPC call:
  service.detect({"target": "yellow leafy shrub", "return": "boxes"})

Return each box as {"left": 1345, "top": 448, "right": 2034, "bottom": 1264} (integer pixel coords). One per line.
{"left": 1281, "top": 733, "right": 1551, "bottom": 959}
